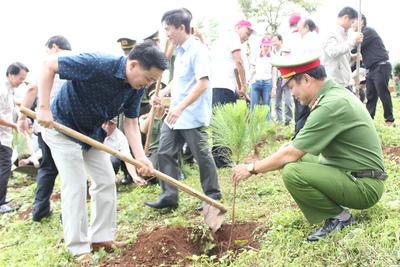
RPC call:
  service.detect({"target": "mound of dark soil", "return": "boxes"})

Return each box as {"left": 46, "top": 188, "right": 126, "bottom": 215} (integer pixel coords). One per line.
{"left": 102, "top": 222, "right": 268, "bottom": 267}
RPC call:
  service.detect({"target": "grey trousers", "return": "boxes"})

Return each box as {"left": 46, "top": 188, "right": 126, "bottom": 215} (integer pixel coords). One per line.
{"left": 274, "top": 79, "right": 293, "bottom": 125}
{"left": 157, "top": 124, "right": 222, "bottom": 202}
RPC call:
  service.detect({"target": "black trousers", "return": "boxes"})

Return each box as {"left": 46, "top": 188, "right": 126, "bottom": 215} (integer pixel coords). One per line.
{"left": 32, "top": 133, "right": 59, "bottom": 219}
{"left": 110, "top": 155, "right": 128, "bottom": 175}
{"left": 366, "top": 63, "right": 394, "bottom": 122}
{"left": 293, "top": 105, "right": 310, "bottom": 139}
{"left": 0, "top": 143, "right": 12, "bottom": 205}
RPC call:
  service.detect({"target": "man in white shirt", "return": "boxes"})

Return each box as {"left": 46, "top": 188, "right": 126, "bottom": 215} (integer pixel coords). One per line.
{"left": 210, "top": 19, "right": 257, "bottom": 167}
{"left": 102, "top": 117, "right": 146, "bottom": 186}
{"left": 0, "top": 62, "right": 29, "bottom": 214}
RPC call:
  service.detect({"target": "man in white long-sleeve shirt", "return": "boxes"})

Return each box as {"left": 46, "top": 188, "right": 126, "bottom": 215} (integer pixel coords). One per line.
{"left": 102, "top": 117, "right": 146, "bottom": 186}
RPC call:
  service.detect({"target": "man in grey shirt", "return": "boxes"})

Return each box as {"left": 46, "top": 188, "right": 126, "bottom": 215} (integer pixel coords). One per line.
{"left": 322, "top": 6, "right": 363, "bottom": 88}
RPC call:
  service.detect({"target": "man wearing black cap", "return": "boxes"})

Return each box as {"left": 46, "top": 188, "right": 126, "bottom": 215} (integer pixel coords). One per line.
{"left": 232, "top": 53, "right": 386, "bottom": 242}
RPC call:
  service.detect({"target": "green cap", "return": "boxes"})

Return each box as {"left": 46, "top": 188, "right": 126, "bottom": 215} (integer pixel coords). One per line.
{"left": 144, "top": 31, "right": 159, "bottom": 41}
{"left": 117, "top": 38, "right": 136, "bottom": 52}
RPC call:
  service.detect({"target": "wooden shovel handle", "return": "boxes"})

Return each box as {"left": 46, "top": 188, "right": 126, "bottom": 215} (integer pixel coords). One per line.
{"left": 144, "top": 78, "right": 162, "bottom": 155}
{"left": 20, "top": 106, "right": 227, "bottom": 213}
{"left": 144, "top": 40, "right": 173, "bottom": 155}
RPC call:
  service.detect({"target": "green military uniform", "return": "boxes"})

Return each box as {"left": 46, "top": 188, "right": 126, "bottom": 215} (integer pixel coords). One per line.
{"left": 285, "top": 79, "right": 385, "bottom": 224}
{"left": 392, "top": 60, "right": 400, "bottom": 98}
{"left": 139, "top": 113, "right": 165, "bottom": 168}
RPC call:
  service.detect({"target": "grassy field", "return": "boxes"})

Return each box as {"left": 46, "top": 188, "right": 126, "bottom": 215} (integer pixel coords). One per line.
{"left": 1, "top": 97, "right": 400, "bottom": 267}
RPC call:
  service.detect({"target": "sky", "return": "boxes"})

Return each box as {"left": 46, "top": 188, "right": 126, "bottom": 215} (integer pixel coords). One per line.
{"left": 0, "top": 0, "right": 397, "bottom": 74}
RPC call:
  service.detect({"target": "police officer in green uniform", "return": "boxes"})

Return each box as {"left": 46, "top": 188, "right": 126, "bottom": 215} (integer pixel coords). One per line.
{"left": 232, "top": 53, "right": 387, "bottom": 241}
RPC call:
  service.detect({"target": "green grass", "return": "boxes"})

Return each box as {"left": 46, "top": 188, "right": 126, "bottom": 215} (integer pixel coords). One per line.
{"left": 1, "top": 97, "right": 400, "bottom": 267}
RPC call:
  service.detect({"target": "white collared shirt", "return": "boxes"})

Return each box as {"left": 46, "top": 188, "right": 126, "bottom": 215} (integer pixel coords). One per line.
{"left": 0, "top": 79, "right": 15, "bottom": 148}
{"left": 104, "top": 127, "right": 130, "bottom": 154}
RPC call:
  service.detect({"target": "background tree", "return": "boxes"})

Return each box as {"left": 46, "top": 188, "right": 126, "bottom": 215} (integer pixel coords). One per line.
{"left": 237, "top": 0, "right": 321, "bottom": 35}
{"left": 195, "top": 16, "right": 220, "bottom": 46}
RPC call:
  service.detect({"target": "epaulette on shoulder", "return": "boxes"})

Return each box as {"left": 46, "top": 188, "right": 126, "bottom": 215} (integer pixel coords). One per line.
{"left": 310, "top": 94, "right": 324, "bottom": 111}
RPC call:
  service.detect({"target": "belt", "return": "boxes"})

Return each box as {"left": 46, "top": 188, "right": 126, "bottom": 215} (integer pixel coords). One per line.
{"left": 379, "top": 60, "right": 390, "bottom": 65}
{"left": 351, "top": 170, "right": 388, "bottom": 181}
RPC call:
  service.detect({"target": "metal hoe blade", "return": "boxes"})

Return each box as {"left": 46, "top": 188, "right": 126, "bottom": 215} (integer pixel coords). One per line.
{"left": 203, "top": 204, "right": 225, "bottom": 232}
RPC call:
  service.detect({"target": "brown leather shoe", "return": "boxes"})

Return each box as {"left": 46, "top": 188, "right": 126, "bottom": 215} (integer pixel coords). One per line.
{"left": 91, "top": 240, "right": 127, "bottom": 252}
{"left": 75, "top": 253, "right": 93, "bottom": 266}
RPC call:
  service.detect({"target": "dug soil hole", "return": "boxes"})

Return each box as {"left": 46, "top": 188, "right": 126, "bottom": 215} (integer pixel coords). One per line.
{"left": 102, "top": 222, "right": 268, "bottom": 267}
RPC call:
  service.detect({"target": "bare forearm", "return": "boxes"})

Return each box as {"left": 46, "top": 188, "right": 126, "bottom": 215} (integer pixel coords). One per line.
{"left": 38, "top": 57, "right": 58, "bottom": 110}
{"left": 125, "top": 162, "right": 138, "bottom": 178}
{"left": 19, "top": 84, "right": 38, "bottom": 120}
{"left": 235, "top": 63, "right": 247, "bottom": 90}
{"left": 124, "top": 118, "right": 147, "bottom": 159}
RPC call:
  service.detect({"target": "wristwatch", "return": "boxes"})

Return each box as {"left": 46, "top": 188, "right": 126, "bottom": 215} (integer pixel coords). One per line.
{"left": 247, "top": 162, "right": 257, "bottom": 175}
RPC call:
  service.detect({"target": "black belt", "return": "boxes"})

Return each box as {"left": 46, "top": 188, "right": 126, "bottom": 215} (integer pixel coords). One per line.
{"left": 351, "top": 170, "right": 388, "bottom": 181}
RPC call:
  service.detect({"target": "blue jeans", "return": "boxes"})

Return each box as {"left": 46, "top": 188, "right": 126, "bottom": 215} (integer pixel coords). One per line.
{"left": 250, "top": 79, "right": 272, "bottom": 121}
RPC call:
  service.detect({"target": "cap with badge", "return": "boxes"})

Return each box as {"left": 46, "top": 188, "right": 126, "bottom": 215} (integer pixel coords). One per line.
{"left": 144, "top": 31, "right": 160, "bottom": 42}
{"left": 117, "top": 38, "right": 136, "bottom": 52}
{"left": 235, "top": 20, "right": 258, "bottom": 36}
{"left": 270, "top": 53, "right": 321, "bottom": 86}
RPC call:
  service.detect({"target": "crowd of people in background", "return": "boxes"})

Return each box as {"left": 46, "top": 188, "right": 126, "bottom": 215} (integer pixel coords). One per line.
{"left": 0, "top": 5, "right": 395, "bottom": 264}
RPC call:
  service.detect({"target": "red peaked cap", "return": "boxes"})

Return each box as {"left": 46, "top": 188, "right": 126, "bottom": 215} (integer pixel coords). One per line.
{"left": 279, "top": 59, "right": 321, "bottom": 79}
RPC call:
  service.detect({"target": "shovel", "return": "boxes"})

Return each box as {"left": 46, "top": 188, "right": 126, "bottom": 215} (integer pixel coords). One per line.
{"left": 20, "top": 106, "right": 227, "bottom": 232}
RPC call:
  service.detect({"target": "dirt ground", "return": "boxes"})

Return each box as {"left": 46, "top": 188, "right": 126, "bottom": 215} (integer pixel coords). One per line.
{"left": 13, "top": 146, "right": 400, "bottom": 266}
{"left": 101, "top": 222, "right": 268, "bottom": 267}
{"left": 382, "top": 146, "right": 400, "bottom": 163}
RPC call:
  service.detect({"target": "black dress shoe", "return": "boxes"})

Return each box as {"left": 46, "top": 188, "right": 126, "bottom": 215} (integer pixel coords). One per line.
{"left": 144, "top": 198, "right": 178, "bottom": 210}
{"left": 0, "top": 204, "right": 20, "bottom": 214}
{"left": 307, "top": 215, "right": 356, "bottom": 241}
{"left": 32, "top": 209, "right": 53, "bottom": 222}
{"left": 121, "top": 174, "right": 133, "bottom": 185}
